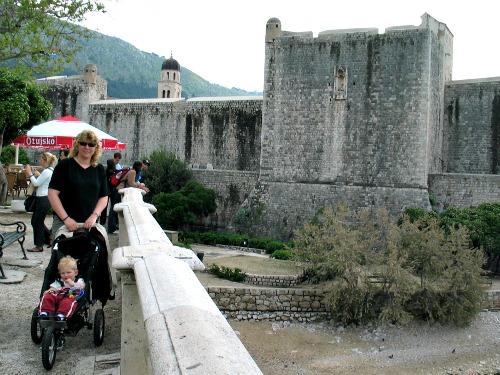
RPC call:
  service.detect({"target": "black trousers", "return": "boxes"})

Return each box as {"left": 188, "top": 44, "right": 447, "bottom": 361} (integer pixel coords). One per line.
{"left": 31, "top": 196, "right": 52, "bottom": 247}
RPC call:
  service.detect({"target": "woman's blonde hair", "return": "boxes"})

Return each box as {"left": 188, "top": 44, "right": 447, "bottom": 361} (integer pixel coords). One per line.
{"left": 40, "top": 152, "right": 57, "bottom": 167}
{"left": 69, "top": 130, "right": 102, "bottom": 166}
{"left": 58, "top": 256, "right": 78, "bottom": 272}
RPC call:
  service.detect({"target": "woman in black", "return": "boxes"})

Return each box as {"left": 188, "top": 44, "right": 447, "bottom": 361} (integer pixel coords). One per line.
{"left": 48, "top": 130, "right": 109, "bottom": 236}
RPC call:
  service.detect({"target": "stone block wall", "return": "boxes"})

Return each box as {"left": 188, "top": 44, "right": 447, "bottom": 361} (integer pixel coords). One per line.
{"left": 261, "top": 18, "right": 451, "bottom": 189}
{"left": 428, "top": 173, "right": 500, "bottom": 210}
{"left": 244, "top": 181, "right": 431, "bottom": 239}
{"left": 443, "top": 79, "right": 500, "bottom": 175}
{"left": 38, "top": 75, "right": 107, "bottom": 121}
{"left": 191, "top": 169, "right": 259, "bottom": 229}
{"left": 207, "top": 285, "right": 500, "bottom": 321}
{"left": 207, "top": 286, "right": 329, "bottom": 322}
{"left": 244, "top": 274, "right": 302, "bottom": 288}
{"left": 35, "top": 14, "right": 498, "bottom": 240}
{"left": 89, "top": 98, "right": 262, "bottom": 172}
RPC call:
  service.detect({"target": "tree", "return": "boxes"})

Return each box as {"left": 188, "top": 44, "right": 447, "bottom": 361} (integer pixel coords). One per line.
{"left": 142, "top": 150, "right": 192, "bottom": 201}
{"left": 0, "top": 0, "right": 106, "bottom": 77}
{"left": 0, "top": 69, "right": 52, "bottom": 149}
{"left": 0, "top": 69, "right": 52, "bottom": 200}
{"left": 0, "top": 145, "right": 30, "bottom": 165}
{"left": 152, "top": 181, "right": 217, "bottom": 231}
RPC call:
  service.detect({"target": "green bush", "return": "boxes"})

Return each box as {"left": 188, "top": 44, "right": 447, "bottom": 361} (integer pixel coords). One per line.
{"left": 142, "top": 150, "right": 192, "bottom": 201}
{"left": 399, "top": 207, "right": 427, "bottom": 224}
{"left": 209, "top": 264, "right": 246, "bottom": 282}
{"left": 270, "top": 249, "right": 294, "bottom": 260}
{"left": 179, "top": 231, "right": 290, "bottom": 252}
{"left": 438, "top": 203, "right": 500, "bottom": 255}
{"left": 152, "top": 180, "right": 216, "bottom": 231}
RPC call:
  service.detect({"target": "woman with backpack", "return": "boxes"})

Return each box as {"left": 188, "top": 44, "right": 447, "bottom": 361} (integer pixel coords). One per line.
{"left": 114, "top": 160, "right": 149, "bottom": 193}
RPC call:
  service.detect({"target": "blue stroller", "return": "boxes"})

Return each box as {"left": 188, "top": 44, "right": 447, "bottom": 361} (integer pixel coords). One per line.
{"left": 30, "top": 224, "right": 113, "bottom": 370}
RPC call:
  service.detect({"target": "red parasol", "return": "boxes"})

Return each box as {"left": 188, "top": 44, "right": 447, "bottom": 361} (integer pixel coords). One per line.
{"left": 11, "top": 115, "right": 126, "bottom": 150}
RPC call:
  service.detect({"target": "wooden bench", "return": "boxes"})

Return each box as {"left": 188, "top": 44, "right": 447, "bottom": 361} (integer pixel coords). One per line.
{"left": 0, "top": 221, "right": 27, "bottom": 279}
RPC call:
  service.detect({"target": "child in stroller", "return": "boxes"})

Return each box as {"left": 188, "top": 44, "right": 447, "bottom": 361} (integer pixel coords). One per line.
{"left": 39, "top": 255, "right": 85, "bottom": 321}
{"left": 31, "top": 224, "right": 113, "bottom": 370}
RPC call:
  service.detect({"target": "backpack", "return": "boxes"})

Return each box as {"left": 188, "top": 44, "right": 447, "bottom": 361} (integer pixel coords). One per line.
{"left": 109, "top": 168, "right": 130, "bottom": 187}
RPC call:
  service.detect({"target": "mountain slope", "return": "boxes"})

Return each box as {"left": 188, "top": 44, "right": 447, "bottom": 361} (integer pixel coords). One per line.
{"left": 62, "top": 31, "right": 261, "bottom": 99}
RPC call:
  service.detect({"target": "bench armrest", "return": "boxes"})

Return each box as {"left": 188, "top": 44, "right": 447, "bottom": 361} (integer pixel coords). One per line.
{"left": 0, "top": 221, "right": 27, "bottom": 248}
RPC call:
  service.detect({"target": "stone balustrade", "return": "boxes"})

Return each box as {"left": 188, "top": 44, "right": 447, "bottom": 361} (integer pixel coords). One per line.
{"left": 111, "top": 187, "right": 263, "bottom": 375}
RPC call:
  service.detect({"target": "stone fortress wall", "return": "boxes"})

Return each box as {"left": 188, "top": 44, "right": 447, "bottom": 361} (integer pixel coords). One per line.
{"left": 40, "top": 14, "right": 500, "bottom": 239}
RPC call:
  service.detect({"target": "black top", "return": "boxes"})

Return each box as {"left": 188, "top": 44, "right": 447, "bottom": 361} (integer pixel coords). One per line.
{"left": 49, "top": 158, "right": 109, "bottom": 222}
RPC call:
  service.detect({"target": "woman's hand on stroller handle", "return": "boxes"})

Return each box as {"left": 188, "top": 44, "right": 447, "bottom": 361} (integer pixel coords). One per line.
{"left": 64, "top": 221, "right": 97, "bottom": 232}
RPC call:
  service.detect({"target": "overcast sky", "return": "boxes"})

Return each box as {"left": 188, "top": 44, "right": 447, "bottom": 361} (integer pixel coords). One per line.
{"left": 82, "top": 0, "right": 500, "bottom": 93}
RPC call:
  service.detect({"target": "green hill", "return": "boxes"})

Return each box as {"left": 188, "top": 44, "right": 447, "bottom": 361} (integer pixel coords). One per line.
{"left": 61, "top": 32, "right": 261, "bottom": 99}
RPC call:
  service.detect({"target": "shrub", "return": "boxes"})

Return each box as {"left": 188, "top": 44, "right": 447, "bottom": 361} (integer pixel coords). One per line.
{"left": 270, "top": 249, "right": 294, "bottom": 260}
{"left": 179, "top": 231, "right": 289, "bottom": 252}
{"left": 152, "top": 181, "right": 216, "bottom": 230}
{"left": 293, "top": 205, "right": 487, "bottom": 326}
{"left": 142, "top": 150, "right": 192, "bottom": 200}
{"left": 209, "top": 264, "right": 246, "bottom": 282}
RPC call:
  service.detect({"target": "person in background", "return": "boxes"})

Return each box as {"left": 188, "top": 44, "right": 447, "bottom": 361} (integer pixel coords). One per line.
{"left": 26, "top": 152, "right": 57, "bottom": 252}
{"left": 58, "top": 149, "right": 69, "bottom": 163}
{"left": 135, "top": 159, "right": 150, "bottom": 183}
{"left": 114, "top": 152, "right": 123, "bottom": 170}
{"left": 106, "top": 158, "right": 120, "bottom": 234}
{"left": 117, "top": 160, "right": 149, "bottom": 193}
{"left": 48, "top": 130, "right": 109, "bottom": 236}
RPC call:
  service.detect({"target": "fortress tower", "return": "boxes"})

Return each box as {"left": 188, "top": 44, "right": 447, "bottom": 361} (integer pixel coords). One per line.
{"left": 265, "top": 17, "right": 282, "bottom": 43}
{"left": 158, "top": 54, "right": 182, "bottom": 98}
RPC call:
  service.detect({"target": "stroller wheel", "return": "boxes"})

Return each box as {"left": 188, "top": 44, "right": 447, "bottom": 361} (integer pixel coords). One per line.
{"left": 93, "top": 309, "right": 105, "bottom": 346}
{"left": 30, "top": 307, "right": 44, "bottom": 344}
{"left": 42, "top": 326, "right": 58, "bottom": 370}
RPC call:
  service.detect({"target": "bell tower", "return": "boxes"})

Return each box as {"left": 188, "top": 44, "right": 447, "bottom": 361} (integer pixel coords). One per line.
{"left": 158, "top": 54, "right": 182, "bottom": 98}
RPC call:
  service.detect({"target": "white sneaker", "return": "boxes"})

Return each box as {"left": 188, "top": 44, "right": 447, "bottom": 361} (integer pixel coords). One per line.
{"left": 112, "top": 230, "right": 119, "bottom": 234}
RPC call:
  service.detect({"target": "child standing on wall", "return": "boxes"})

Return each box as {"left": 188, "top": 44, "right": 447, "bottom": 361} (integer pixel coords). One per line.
{"left": 39, "top": 256, "right": 85, "bottom": 321}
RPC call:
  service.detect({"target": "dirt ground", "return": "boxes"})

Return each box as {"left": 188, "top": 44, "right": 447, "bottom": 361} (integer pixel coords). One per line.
{"left": 1, "top": 211, "right": 500, "bottom": 375}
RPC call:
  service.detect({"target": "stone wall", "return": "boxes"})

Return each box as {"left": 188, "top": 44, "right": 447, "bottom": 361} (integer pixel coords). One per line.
{"left": 206, "top": 286, "right": 329, "bottom": 322}
{"left": 191, "top": 169, "right": 259, "bottom": 229}
{"left": 243, "top": 181, "right": 431, "bottom": 239}
{"left": 38, "top": 75, "right": 107, "bottom": 121}
{"left": 428, "top": 173, "right": 500, "bottom": 210}
{"left": 261, "top": 16, "right": 451, "bottom": 188}
{"left": 206, "top": 285, "right": 500, "bottom": 322}
{"left": 244, "top": 273, "right": 302, "bottom": 288}
{"left": 89, "top": 98, "right": 262, "bottom": 170}
{"left": 443, "top": 78, "right": 500, "bottom": 175}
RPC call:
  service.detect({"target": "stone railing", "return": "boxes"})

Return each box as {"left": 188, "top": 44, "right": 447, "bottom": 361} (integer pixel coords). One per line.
{"left": 111, "top": 188, "right": 263, "bottom": 375}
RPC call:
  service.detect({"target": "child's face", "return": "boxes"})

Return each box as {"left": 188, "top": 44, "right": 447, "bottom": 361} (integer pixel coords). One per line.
{"left": 59, "top": 265, "right": 77, "bottom": 280}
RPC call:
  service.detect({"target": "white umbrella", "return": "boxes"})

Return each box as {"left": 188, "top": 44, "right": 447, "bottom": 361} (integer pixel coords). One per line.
{"left": 11, "top": 115, "right": 126, "bottom": 150}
